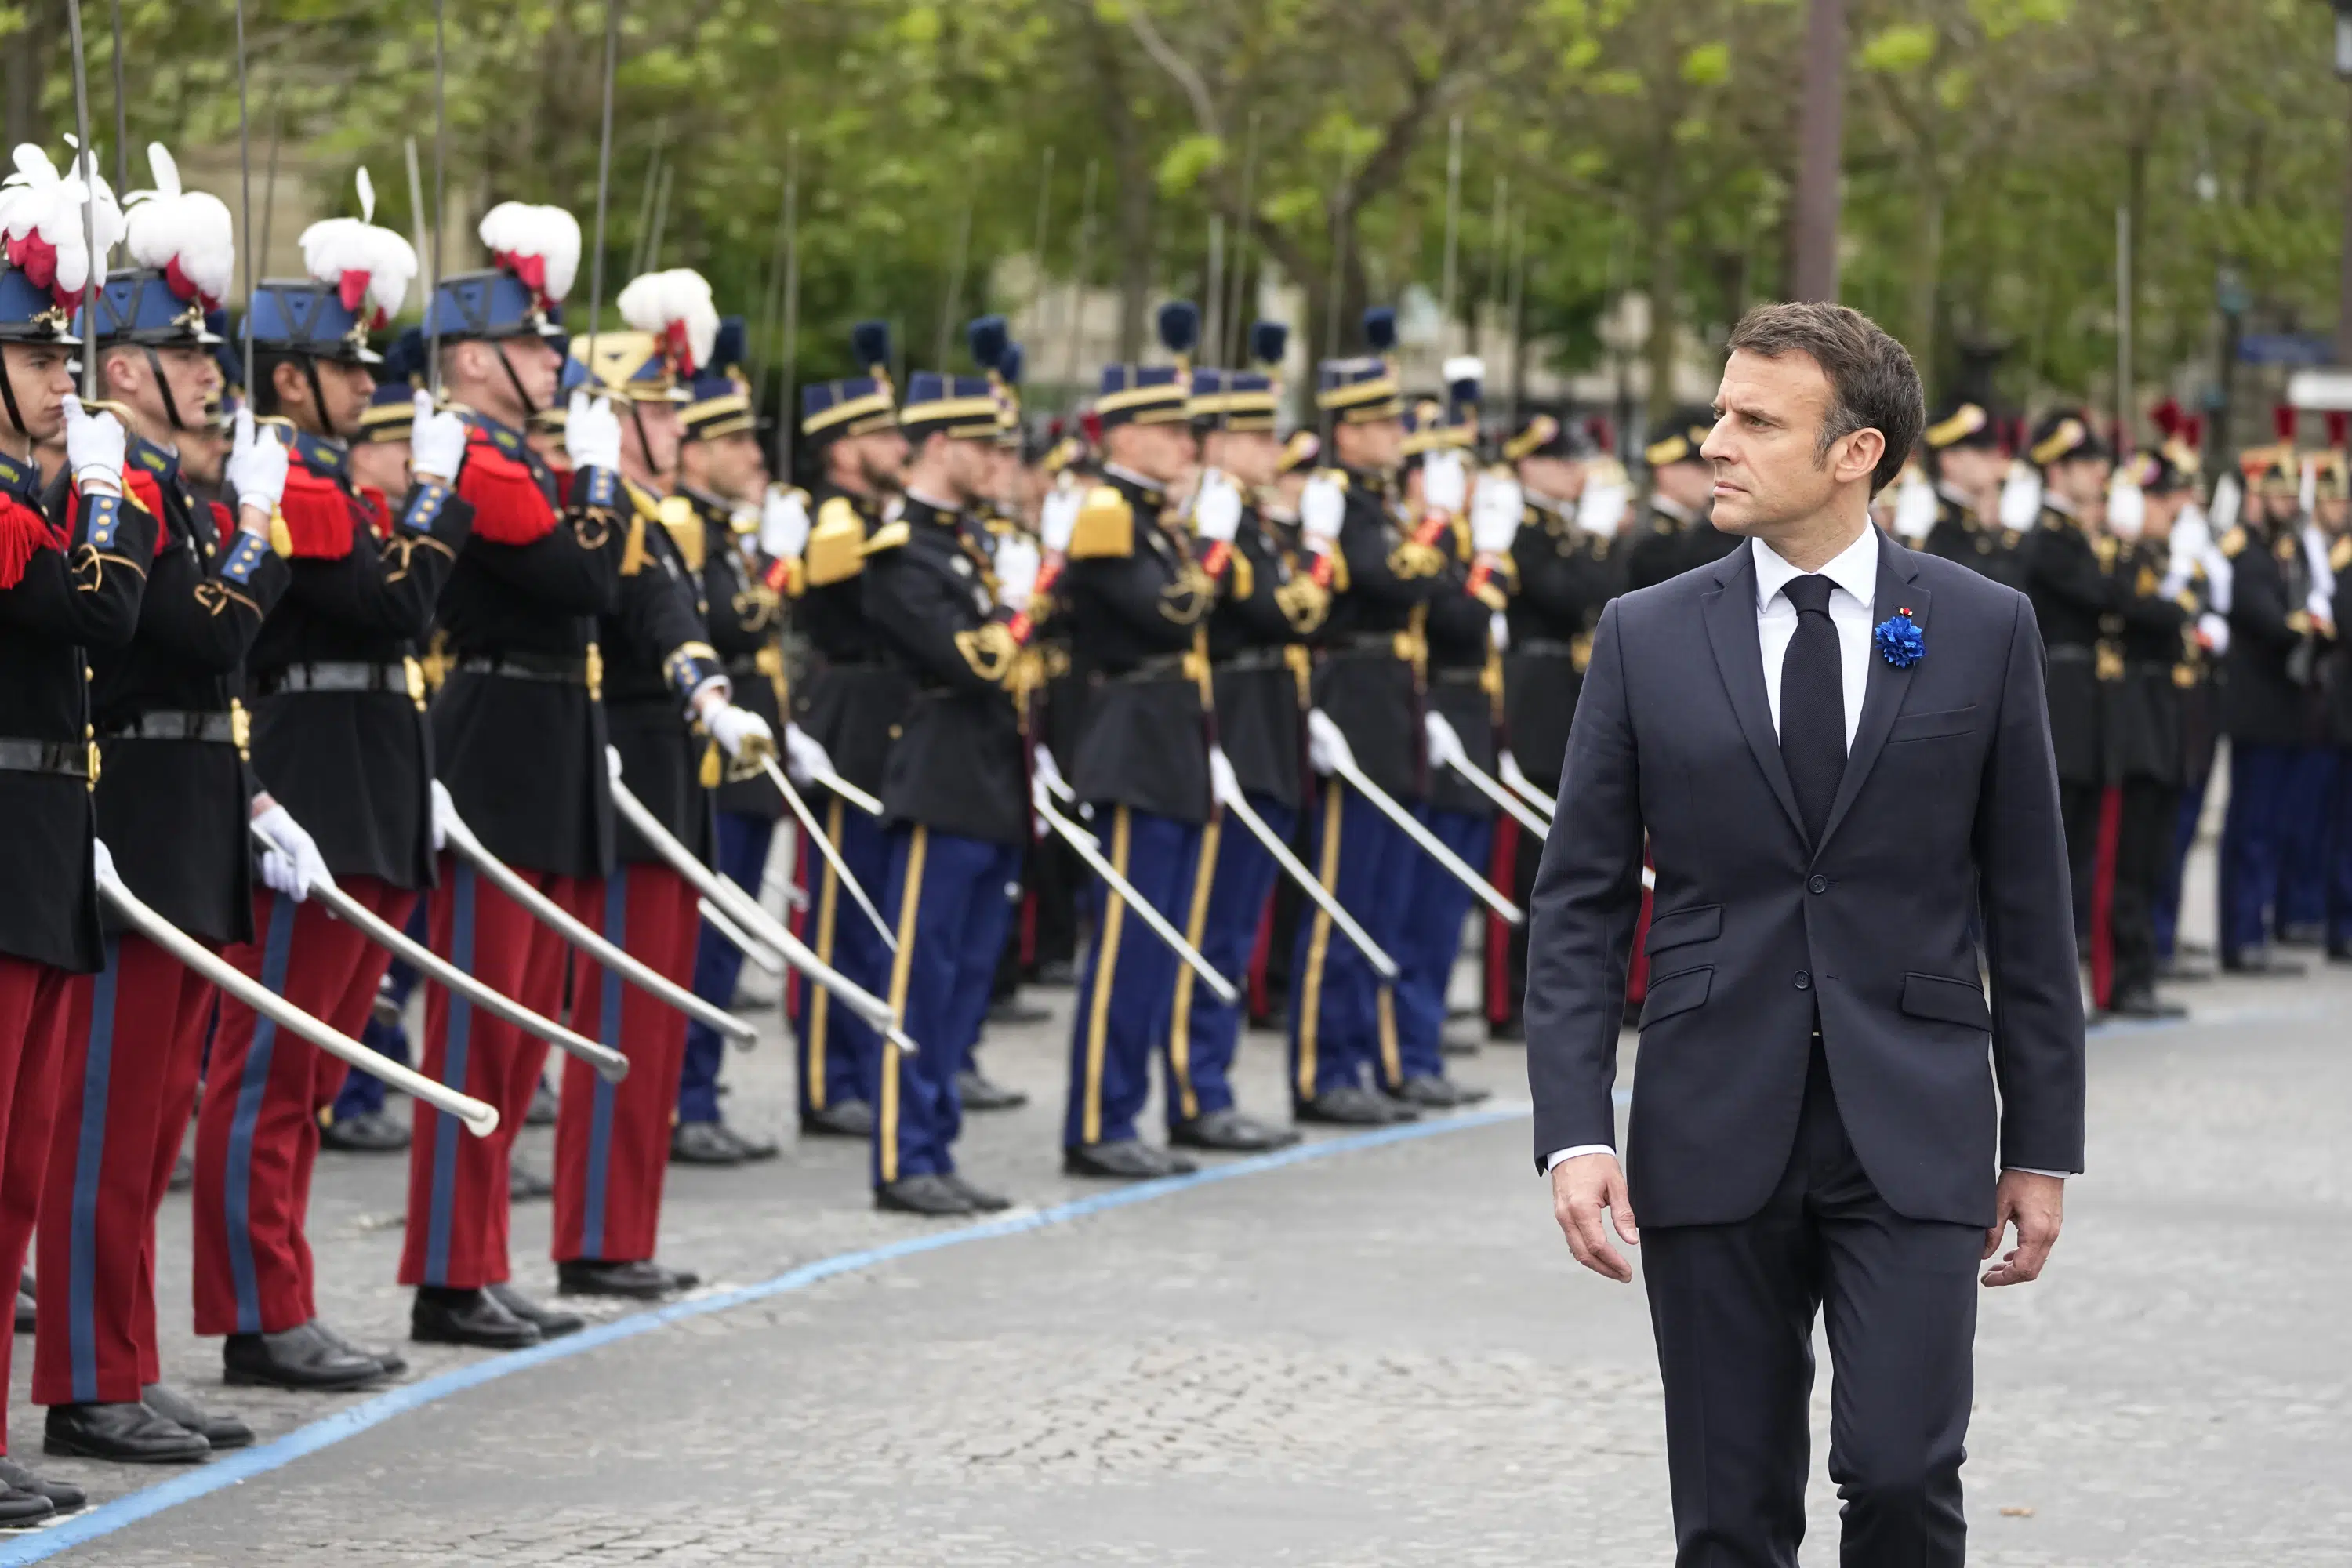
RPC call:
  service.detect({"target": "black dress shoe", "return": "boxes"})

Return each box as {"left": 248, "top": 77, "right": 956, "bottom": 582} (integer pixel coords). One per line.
{"left": 319, "top": 1109, "right": 410, "bottom": 1152}
{"left": 942, "top": 1173, "right": 1013, "bottom": 1212}
{"left": 409, "top": 1286, "right": 541, "bottom": 1350}
{"left": 556, "top": 1259, "right": 679, "bottom": 1301}
{"left": 956, "top": 1069, "right": 1029, "bottom": 1111}
{"left": 874, "top": 1174, "right": 978, "bottom": 1215}
{"left": 13, "top": 1290, "right": 30, "bottom": 1335}
{"left": 141, "top": 1382, "right": 253, "bottom": 1449}
{"left": 1440, "top": 1033, "right": 1483, "bottom": 1057}
{"left": 509, "top": 1160, "right": 554, "bottom": 1202}
{"left": 525, "top": 1080, "right": 559, "bottom": 1126}
{"left": 1062, "top": 1140, "right": 1197, "bottom": 1180}
{"left": 721, "top": 1122, "right": 780, "bottom": 1160}
{"left": 670, "top": 1120, "right": 749, "bottom": 1166}
{"left": 0, "top": 1485, "right": 52, "bottom": 1527}
{"left": 0, "top": 1456, "right": 82, "bottom": 1514}
{"left": 1295, "top": 1085, "right": 1417, "bottom": 1126}
{"left": 1170, "top": 1108, "right": 1300, "bottom": 1152}
{"left": 2221, "top": 949, "right": 2306, "bottom": 977}
{"left": 223, "top": 1322, "right": 384, "bottom": 1390}
{"left": 659, "top": 1264, "right": 702, "bottom": 1291}
{"left": 1486, "top": 1017, "right": 1526, "bottom": 1044}
{"left": 985, "top": 995, "right": 1053, "bottom": 1025}
{"left": 2155, "top": 956, "right": 2214, "bottom": 982}
{"left": 310, "top": 1319, "right": 407, "bottom": 1377}
{"left": 1389, "top": 1076, "right": 1492, "bottom": 1109}
{"left": 2329, "top": 944, "right": 2352, "bottom": 964}
{"left": 44, "top": 1401, "right": 210, "bottom": 1464}
{"left": 2103, "top": 988, "right": 2188, "bottom": 1021}
{"left": 2278, "top": 920, "right": 2325, "bottom": 948}
{"left": 800, "top": 1099, "right": 874, "bottom": 1138}
{"left": 484, "top": 1283, "right": 584, "bottom": 1339}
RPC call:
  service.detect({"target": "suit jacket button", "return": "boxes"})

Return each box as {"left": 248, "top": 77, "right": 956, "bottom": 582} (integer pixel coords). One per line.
{"left": 1808, "top": 874, "right": 1828, "bottom": 895}
{"left": 1793, "top": 970, "right": 1812, "bottom": 991}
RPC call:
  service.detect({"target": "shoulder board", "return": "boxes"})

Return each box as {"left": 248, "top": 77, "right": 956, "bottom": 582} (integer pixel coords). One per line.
{"left": 860, "top": 521, "right": 911, "bottom": 556}
{"left": 806, "top": 495, "right": 869, "bottom": 586}
{"left": 2333, "top": 535, "right": 2352, "bottom": 575}
{"left": 1069, "top": 486, "right": 1134, "bottom": 560}
{"left": 2093, "top": 535, "right": 2118, "bottom": 568}
{"left": 657, "top": 494, "right": 706, "bottom": 573}
{"left": 2219, "top": 527, "right": 2246, "bottom": 559}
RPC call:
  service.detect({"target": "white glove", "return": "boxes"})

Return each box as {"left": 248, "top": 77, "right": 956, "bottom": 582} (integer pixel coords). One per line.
{"left": 1576, "top": 479, "right": 1629, "bottom": 539}
{"left": 1306, "top": 710, "right": 1356, "bottom": 777}
{"left": 1998, "top": 463, "right": 2043, "bottom": 532}
{"left": 1470, "top": 472, "right": 1523, "bottom": 555}
{"left": 1892, "top": 468, "right": 1938, "bottom": 542}
{"left": 1030, "top": 743, "right": 1072, "bottom": 803}
{"left": 1301, "top": 475, "right": 1345, "bottom": 551}
{"left": 995, "top": 535, "right": 1041, "bottom": 613}
{"left": 430, "top": 779, "right": 456, "bottom": 855}
{"left": 2106, "top": 477, "right": 2145, "bottom": 541}
{"left": 1424, "top": 711, "right": 1467, "bottom": 772}
{"left": 782, "top": 721, "right": 832, "bottom": 786}
{"left": 2198, "top": 612, "right": 2230, "bottom": 655}
{"left": 254, "top": 802, "right": 334, "bottom": 902}
{"left": 62, "top": 394, "right": 125, "bottom": 497}
{"left": 760, "top": 485, "right": 811, "bottom": 561}
{"left": 1040, "top": 481, "right": 1082, "bottom": 555}
{"left": 1208, "top": 746, "right": 1242, "bottom": 809}
{"left": 1498, "top": 750, "right": 1540, "bottom": 800}
{"left": 2158, "top": 564, "right": 2193, "bottom": 604}
{"left": 565, "top": 391, "right": 622, "bottom": 474}
{"left": 1421, "top": 449, "right": 1468, "bottom": 515}
{"left": 408, "top": 394, "right": 469, "bottom": 485}
{"left": 707, "top": 703, "right": 776, "bottom": 760}
{"left": 606, "top": 743, "right": 626, "bottom": 784}
{"left": 226, "top": 406, "right": 290, "bottom": 516}
{"left": 1490, "top": 611, "right": 1510, "bottom": 653}
{"left": 1192, "top": 470, "right": 1243, "bottom": 544}
{"left": 92, "top": 836, "right": 117, "bottom": 885}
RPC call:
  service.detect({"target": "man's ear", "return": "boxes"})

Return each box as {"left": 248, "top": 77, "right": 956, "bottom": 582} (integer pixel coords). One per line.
{"left": 1839, "top": 427, "right": 1886, "bottom": 487}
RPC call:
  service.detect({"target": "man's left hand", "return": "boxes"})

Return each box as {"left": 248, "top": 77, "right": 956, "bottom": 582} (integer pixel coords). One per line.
{"left": 1981, "top": 1170, "right": 2064, "bottom": 1287}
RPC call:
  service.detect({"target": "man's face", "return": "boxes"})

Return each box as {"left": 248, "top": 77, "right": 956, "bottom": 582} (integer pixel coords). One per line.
{"left": 855, "top": 427, "right": 909, "bottom": 491}
{"left": 1517, "top": 454, "right": 1584, "bottom": 503}
{"left": 2142, "top": 489, "right": 2183, "bottom": 542}
{"left": 349, "top": 438, "right": 412, "bottom": 502}
{"left": 688, "top": 430, "right": 768, "bottom": 502}
{"left": 1938, "top": 444, "right": 2006, "bottom": 496}
{"left": 2045, "top": 455, "right": 2111, "bottom": 511}
{"left": 2259, "top": 487, "right": 2299, "bottom": 527}
{"left": 1112, "top": 418, "right": 1198, "bottom": 486}
{"left": 2318, "top": 493, "right": 2350, "bottom": 532}
{"left": 1333, "top": 416, "right": 1403, "bottom": 475}
{"left": 1206, "top": 428, "right": 1280, "bottom": 489}
{"left": 0, "top": 342, "right": 75, "bottom": 444}
{"left": 624, "top": 400, "right": 684, "bottom": 484}
{"left": 1699, "top": 348, "right": 1882, "bottom": 537}
{"left": 985, "top": 445, "right": 1020, "bottom": 503}
{"left": 276, "top": 357, "right": 374, "bottom": 437}
{"left": 107, "top": 343, "right": 220, "bottom": 433}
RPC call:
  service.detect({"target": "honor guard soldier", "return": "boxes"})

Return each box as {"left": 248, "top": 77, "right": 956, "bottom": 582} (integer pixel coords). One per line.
{"left": 1288, "top": 307, "right": 1438, "bottom": 1127}
{"left": 1387, "top": 368, "right": 1507, "bottom": 1108}
{"left": 192, "top": 177, "right": 468, "bottom": 1392}
{"left": 789, "top": 323, "right": 912, "bottom": 1139}
{"left": 859, "top": 368, "right": 1034, "bottom": 1215}
{"left": 2148, "top": 410, "right": 2226, "bottom": 975}
{"left": 0, "top": 154, "right": 151, "bottom": 1521}
{"left": 673, "top": 325, "right": 793, "bottom": 1165}
{"left": 1163, "top": 321, "right": 1319, "bottom": 1153}
{"left": 2319, "top": 438, "right": 2352, "bottom": 959}
{"left": 37, "top": 145, "right": 301, "bottom": 1465}
{"left": 2273, "top": 419, "right": 2343, "bottom": 948}
{"left": 1918, "top": 401, "right": 2020, "bottom": 583}
{"left": 399, "top": 200, "right": 620, "bottom": 1349}
{"left": 1624, "top": 408, "right": 1722, "bottom": 593}
{"left": 2017, "top": 410, "right": 2113, "bottom": 936}
{"left": 1059, "top": 303, "right": 1218, "bottom": 1179}
{"left": 554, "top": 268, "right": 773, "bottom": 1296}
{"left": 1490, "top": 413, "right": 1623, "bottom": 1040}
{"left": 2218, "top": 426, "right": 2332, "bottom": 974}
{"left": 2088, "top": 451, "right": 2200, "bottom": 1019}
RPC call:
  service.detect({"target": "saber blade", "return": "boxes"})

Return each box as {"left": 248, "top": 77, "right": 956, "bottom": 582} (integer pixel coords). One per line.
{"left": 1218, "top": 785, "right": 1397, "bottom": 982}
{"left": 811, "top": 765, "right": 884, "bottom": 818}
{"left": 1440, "top": 753, "right": 1552, "bottom": 838}
{"left": 763, "top": 757, "right": 893, "bottom": 951}
{"left": 1322, "top": 742, "right": 1522, "bottom": 925}
{"left": 698, "top": 898, "right": 784, "bottom": 977}
{"left": 1035, "top": 789, "right": 1239, "bottom": 1006}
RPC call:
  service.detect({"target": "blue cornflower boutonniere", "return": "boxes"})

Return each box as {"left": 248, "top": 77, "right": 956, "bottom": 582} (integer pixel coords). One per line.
{"left": 1874, "top": 608, "right": 1925, "bottom": 669}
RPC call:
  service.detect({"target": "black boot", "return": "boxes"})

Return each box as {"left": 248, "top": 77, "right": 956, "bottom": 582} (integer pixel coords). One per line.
{"left": 484, "top": 1283, "right": 585, "bottom": 1340}
{"left": 2103, "top": 986, "right": 2187, "bottom": 1021}
{"left": 141, "top": 1383, "right": 253, "bottom": 1449}
{"left": 0, "top": 1455, "right": 81, "bottom": 1514}
{"left": 0, "top": 1483, "right": 51, "bottom": 1527}
{"left": 409, "top": 1286, "right": 540, "bottom": 1350}
{"left": 941, "top": 1173, "right": 1013, "bottom": 1212}
{"left": 44, "top": 1401, "right": 210, "bottom": 1464}
{"left": 223, "top": 1322, "right": 385, "bottom": 1390}
{"left": 555, "top": 1259, "right": 679, "bottom": 1301}
{"left": 1388, "top": 1076, "right": 1492, "bottom": 1109}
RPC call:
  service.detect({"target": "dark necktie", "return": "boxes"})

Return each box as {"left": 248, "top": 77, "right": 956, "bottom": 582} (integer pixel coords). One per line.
{"left": 1778, "top": 573, "right": 1846, "bottom": 845}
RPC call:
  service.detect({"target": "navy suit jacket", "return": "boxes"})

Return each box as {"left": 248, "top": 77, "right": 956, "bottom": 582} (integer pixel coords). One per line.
{"left": 1524, "top": 528, "right": 2086, "bottom": 1229}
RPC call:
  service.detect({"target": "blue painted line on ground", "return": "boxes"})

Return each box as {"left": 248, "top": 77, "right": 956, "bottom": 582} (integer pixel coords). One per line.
{"left": 0, "top": 1103, "right": 1532, "bottom": 1564}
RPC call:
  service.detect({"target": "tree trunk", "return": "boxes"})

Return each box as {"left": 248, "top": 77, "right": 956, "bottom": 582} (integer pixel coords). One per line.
{"left": 1642, "top": 131, "right": 1679, "bottom": 425}
{"left": 5, "top": 0, "right": 51, "bottom": 151}
{"left": 1907, "top": 177, "right": 1944, "bottom": 396}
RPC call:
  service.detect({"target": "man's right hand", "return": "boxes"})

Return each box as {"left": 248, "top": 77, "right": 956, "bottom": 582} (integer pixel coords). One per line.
{"left": 1551, "top": 1152, "right": 1639, "bottom": 1283}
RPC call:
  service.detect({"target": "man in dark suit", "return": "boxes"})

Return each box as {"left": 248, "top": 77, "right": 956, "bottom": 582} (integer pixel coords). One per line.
{"left": 1526, "top": 301, "right": 2085, "bottom": 1567}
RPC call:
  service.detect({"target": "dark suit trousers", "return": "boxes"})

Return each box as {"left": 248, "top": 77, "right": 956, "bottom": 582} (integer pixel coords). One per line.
{"left": 1642, "top": 1044, "right": 1980, "bottom": 1568}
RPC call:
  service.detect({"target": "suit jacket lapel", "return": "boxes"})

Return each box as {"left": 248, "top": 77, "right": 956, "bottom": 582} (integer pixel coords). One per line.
{"left": 1813, "top": 531, "right": 1928, "bottom": 859}
{"left": 1702, "top": 542, "right": 1807, "bottom": 843}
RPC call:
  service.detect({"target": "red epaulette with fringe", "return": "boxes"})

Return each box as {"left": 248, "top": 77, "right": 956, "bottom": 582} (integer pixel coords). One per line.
{"left": 0, "top": 493, "right": 60, "bottom": 590}
{"left": 459, "top": 430, "right": 558, "bottom": 546}
{"left": 121, "top": 470, "right": 174, "bottom": 557}
{"left": 279, "top": 463, "right": 360, "bottom": 560}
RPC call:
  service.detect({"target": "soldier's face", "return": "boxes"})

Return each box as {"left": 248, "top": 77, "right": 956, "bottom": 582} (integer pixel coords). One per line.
{"left": 693, "top": 430, "right": 768, "bottom": 501}
{"left": 2045, "top": 455, "right": 2110, "bottom": 511}
{"left": 281, "top": 358, "right": 374, "bottom": 439}
{"left": 856, "top": 429, "right": 909, "bottom": 490}
{"left": 1702, "top": 349, "right": 1885, "bottom": 537}
{"left": 2141, "top": 491, "right": 2182, "bottom": 540}
{"left": 1517, "top": 455, "right": 1584, "bottom": 503}
{"left": 1334, "top": 416, "right": 1403, "bottom": 474}
{"left": 626, "top": 401, "right": 684, "bottom": 481}
{"left": 1937, "top": 445, "right": 2005, "bottom": 496}
{"left": 350, "top": 437, "right": 411, "bottom": 502}
{"left": 0, "top": 342, "right": 74, "bottom": 444}
{"left": 2262, "top": 488, "right": 2300, "bottom": 525}
{"left": 2319, "top": 494, "right": 2350, "bottom": 531}
{"left": 504, "top": 337, "right": 563, "bottom": 411}
{"left": 106, "top": 344, "right": 220, "bottom": 433}
{"left": 1206, "top": 428, "right": 1279, "bottom": 488}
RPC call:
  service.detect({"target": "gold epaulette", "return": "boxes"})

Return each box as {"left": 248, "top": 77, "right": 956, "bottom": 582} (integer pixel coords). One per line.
{"left": 2219, "top": 526, "right": 2247, "bottom": 559}
{"left": 806, "top": 496, "right": 869, "bottom": 585}
{"left": 860, "top": 521, "right": 910, "bottom": 556}
{"left": 619, "top": 513, "right": 650, "bottom": 577}
{"left": 1069, "top": 486, "right": 1134, "bottom": 559}
{"left": 1229, "top": 549, "right": 1254, "bottom": 601}
{"left": 2093, "top": 535, "right": 2119, "bottom": 568}
{"left": 2333, "top": 535, "right": 2352, "bottom": 574}
{"left": 659, "top": 495, "right": 706, "bottom": 572}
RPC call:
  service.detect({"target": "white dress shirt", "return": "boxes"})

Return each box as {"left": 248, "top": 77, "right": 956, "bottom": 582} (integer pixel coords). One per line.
{"left": 1543, "top": 527, "right": 2065, "bottom": 1181}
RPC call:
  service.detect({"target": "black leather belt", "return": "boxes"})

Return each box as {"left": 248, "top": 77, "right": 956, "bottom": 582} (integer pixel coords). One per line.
{"left": 0, "top": 739, "right": 92, "bottom": 778}
{"left": 453, "top": 645, "right": 602, "bottom": 699}
{"left": 102, "top": 710, "right": 241, "bottom": 744}
{"left": 1516, "top": 638, "right": 1581, "bottom": 659}
{"left": 1102, "top": 651, "right": 1196, "bottom": 684}
{"left": 1214, "top": 647, "right": 1292, "bottom": 674}
{"left": 1334, "top": 633, "right": 1403, "bottom": 655}
{"left": 257, "top": 659, "right": 421, "bottom": 697}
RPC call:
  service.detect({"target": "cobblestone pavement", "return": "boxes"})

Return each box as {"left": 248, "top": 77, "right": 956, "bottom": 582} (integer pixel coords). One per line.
{"left": 9, "top": 847, "right": 2352, "bottom": 1564}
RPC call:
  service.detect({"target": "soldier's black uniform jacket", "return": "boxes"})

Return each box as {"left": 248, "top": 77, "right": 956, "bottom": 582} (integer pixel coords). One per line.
{"left": 1921, "top": 484, "right": 2024, "bottom": 588}
{"left": 1624, "top": 495, "right": 1718, "bottom": 594}
{"left": 89, "top": 435, "right": 292, "bottom": 946}
{"left": 859, "top": 493, "right": 1029, "bottom": 846}
{"left": 1505, "top": 495, "right": 1620, "bottom": 790}
{"left": 2018, "top": 500, "right": 2109, "bottom": 788}
{"left": 1423, "top": 518, "right": 1510, "bottom": 817}
{"left": 1313, "top": 467, "right": 1445, "bottom": 800}
{"left": 0, "top": 453, "right": 158, "bottom": 971}
{"left": 2220, "top": 516, "right": 2325, "bottom": 750}
{"left": 2326, "top": 532, "right": 2352, "bottom": 748}
{"left": 248, "top": 430, "right": 472, "bottom": 890}
{"left": 430, "top": 412, "right": 623, "bottom": 878}
{"left": 2099, "top": 535, "right": 2195, "bottom": 786}
{"left": 1064, "top": 467, "right": 1215, "bottom": 822}
{"left": 603, "top": 482, "right": 727, "bottom": 866}
{"left": 1204, "top": 495, "right": 1328, "bottom": 812}
{"left": 682, "top": 486, "right": 786, "bottom": 822}
{"left": 791, "top": 483, "right": 913, "bottom": 797}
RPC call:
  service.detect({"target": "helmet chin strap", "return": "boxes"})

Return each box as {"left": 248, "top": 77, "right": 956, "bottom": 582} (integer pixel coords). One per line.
{"left": 141, "top": 346, "right": 193, "bottom": 434}
{"left": 491, "top": 340, "right": 540, "bottom": 423}
{"left": 0, "top": 358, "right": 27, "bottom": 437}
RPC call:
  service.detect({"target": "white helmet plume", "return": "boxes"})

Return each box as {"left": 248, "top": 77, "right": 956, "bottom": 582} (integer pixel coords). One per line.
{"left": 0, "top": 142, "right": 127, "bottom": 307}
{"left": 297, "top": 167, "right": 419, "bottom": 327}
{"left": 122, "top": 142, "right": 235, "bottom": 309}
{"left": 477, "top": 201, "right": 580, "bottom": 307}
{"left": 617, "top": 267, "right": 719, "bottom": 377}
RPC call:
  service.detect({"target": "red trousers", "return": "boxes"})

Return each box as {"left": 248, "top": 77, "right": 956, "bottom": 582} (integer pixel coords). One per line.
{"left": 34, "top": 935, "right": 216, "bottom": 1406}
{"left": 0, "top": 957, "right": 74, "bottom": 1453}
{"left": 399, "top": 858, "right": 597, "bottom": 1289}
{"left": 192, "top": 880, "right": 415, "bottom": 1336}
{"left": 553, "top": 864, "right": 697, "bottom": 1265}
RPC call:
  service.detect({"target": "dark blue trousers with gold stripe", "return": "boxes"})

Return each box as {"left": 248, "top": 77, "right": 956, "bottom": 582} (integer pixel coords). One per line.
{"left": 1287, "top": 780, "right": 1419, "bottom": 1105}
{"left": 1165, "top": 794, "right": 1294, "bottom": 1129}
{"left": 798, "top": 801, "right": 890, "bottom": 1119}
{"left": 871, "top": 824, "right": 1022, "bottom": 1187}
{"left": 1062, "top": 805, "right": 1203, "bottom": 1149}
{"left": 1389, "top": 806, "right": 1491, "bottom": 1087}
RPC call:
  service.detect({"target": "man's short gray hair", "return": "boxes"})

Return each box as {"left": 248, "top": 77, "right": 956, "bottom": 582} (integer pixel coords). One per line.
{"left": 1726, "top": 301, "right": 1923, "bottom": 494}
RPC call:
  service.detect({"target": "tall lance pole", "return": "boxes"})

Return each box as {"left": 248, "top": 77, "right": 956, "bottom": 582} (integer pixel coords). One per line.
{"left": 107, "top": 0, "right": 125, "bottom": 194}
{"left": 64, "top": 0, "right": 99, "bottom": 401}
{"left": 774, "top": 136, "right": 799, "bottom": 483}
{"left": 1440, "top": 114, "right": 1462, "bottom": 370}
{"left": 428, "top": 0, "right": 447, "bottom": 398}
{"left": 1026, "top": 145, "right": 1054, "bottom": 349}
{"left": 582, "top": 0, "right": 621, "bottom": 375}
{"left": 1222, "top": 110, "right": 1259, "bottom": 370}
